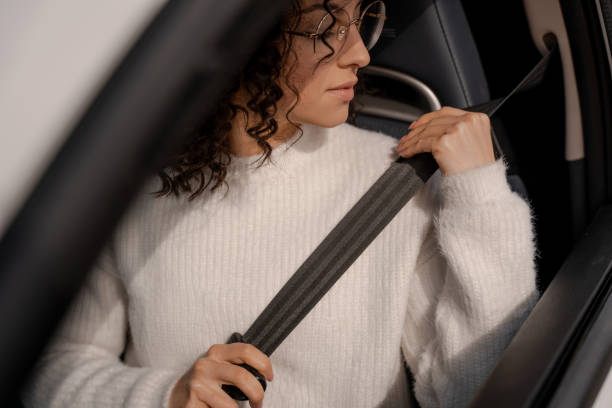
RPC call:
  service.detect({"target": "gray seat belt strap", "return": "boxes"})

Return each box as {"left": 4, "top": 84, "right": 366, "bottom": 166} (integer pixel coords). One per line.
{"left": 244, "top": 153, "right": 438, "bottom": 355}
{"left": 222, "top": 36, "right": 559, "bottom": 401}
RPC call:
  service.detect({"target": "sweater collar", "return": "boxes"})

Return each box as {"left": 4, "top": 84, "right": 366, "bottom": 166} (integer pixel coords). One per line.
{"left": 226, "top": 123, "right": 327, "bottom": 178}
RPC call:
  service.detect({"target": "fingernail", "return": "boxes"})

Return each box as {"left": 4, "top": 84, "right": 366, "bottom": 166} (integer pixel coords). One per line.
{"left": 408, "top": 121, "right": 416, "bottom": 129}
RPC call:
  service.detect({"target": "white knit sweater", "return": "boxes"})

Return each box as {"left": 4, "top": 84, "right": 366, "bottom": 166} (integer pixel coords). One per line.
{"left": 22, "top": 122, "right": 540, "bottom": 408}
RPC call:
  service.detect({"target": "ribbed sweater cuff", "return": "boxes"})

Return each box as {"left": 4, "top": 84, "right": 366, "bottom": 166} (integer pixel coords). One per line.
{"left": 439, "top": 158, "right": 511, "bottom": 208}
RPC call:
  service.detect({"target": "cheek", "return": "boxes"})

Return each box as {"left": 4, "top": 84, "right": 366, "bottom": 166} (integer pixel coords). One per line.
{"left": 285, "top": 61, "right": 328, "bottom": 104}
{"left": 289, "top": 68, "right": 352, "bottom": 127}
{"left": 279, "top": 58, "right": 323, "bottom": 110}
{"left": 278, "top": 45, "right": 350, "bottom": 127}
{"left": 296, "top": 70, "right": 325, "bottom": 104}
{"left": 277, "top": 43, "right": 318, "bottom": 106}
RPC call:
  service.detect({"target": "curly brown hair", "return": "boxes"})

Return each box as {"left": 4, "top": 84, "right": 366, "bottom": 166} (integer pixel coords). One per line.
{"left": 155, "top": 0, "right": 362, "bottom": 200}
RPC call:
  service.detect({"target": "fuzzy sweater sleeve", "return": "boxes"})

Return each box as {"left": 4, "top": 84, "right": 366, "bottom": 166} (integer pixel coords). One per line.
{"left": 20, "top": 247, "right": 183, "bottom": 408}
{"left": 401, "top": 157, "right": 540, "bottom": 408}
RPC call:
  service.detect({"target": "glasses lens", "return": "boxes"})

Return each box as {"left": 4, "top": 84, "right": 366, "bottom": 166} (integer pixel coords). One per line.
{"left": 359, "top": 1, "right": 386, "bottom": 50}
{"left": 315, "top": 8, "right": 350, "bottom": 55}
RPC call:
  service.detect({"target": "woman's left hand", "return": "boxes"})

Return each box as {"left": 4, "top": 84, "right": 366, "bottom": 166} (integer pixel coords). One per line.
{"left": 395, "top": 106, "right": 496, "bottom": 175}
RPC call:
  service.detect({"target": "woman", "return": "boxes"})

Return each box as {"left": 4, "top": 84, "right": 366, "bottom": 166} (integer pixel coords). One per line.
{"left": 22, "top": 0, "right": 539, "bottom": 407}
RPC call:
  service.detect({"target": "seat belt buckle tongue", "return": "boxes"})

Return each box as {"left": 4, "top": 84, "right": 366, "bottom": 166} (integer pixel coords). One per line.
{"left": 222, "top": 332, "right": 268, "bottom": 401}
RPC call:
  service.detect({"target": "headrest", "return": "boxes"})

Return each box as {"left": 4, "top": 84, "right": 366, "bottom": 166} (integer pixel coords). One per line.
{"left": 370, "top": 0, "right": 490, "bottom": 108}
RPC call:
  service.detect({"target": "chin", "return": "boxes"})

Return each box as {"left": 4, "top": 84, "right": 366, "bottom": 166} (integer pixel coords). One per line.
{"left": 306, "top": 107, "right": 350, "bottom": 128}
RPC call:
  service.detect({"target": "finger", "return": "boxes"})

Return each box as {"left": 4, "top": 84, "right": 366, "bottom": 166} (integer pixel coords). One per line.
{"left": 195, "top": 384, "right": 239, "bottom": 408}
{"left": 397, "top": 137, "right": 435, "bottom": 158}
{"left": 398, "top": 116, "right": 458, "bottom": 148}
{"left": 398, "top": 116, "right": 459, "bottom": 144}
{"left": 215, "top": 363, "right": 265, "bottom": 407}
{"left": 185, "top": 379, "right": 224, "bottom": 408}
{"left": 409, "top": 106, "right": 467, "bottom": 130}
{"left": 397, "top": 124, "right": 427, "bottom": 146}
{"left": 396, "top": 125, "right": 448, "bottom": 157}
{"left": 184, "top": 398, "right": 210, "bottom": 408}
{"left": 186, "top": 394, "right": 213, "bottom": 408}
{"left": 396, "top": 136, "right": 435, "bottom": 158}
{"left": 396, "top": 124, "right": 448, "bottom": 152}
{"left": 208, "top": 343, "right": 274, "bottom": 382}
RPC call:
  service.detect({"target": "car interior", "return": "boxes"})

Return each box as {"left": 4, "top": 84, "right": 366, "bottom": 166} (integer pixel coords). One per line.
{"left": 352, "top": 1, "right": 612, "bottom": 406}
{"left": 354, "top": 0, "right": 569, "bottom": 293}
{"left": 349, "top": 1, "right": 567, "bottom": 406}
{"left": 2, "top": 0, "right": 611, "bottom": 407}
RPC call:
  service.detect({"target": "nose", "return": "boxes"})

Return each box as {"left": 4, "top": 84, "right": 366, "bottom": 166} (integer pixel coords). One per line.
{"left": 337, "top": 25, "right": 370, "bottom": 69}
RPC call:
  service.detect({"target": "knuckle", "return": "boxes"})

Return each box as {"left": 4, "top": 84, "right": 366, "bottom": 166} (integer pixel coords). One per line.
{"left": 468, "top": 112, "right": 480, "bottom": 122}
{"left": 432, "top": 133, "right": 450, "bottom": 150}
{"left": 479, "top": 113, "right": 491, "bottom": 129}
{"left": 207, "top": 344, "right": 224, "bottom": 359}
{"left": 243, "top": 344, "right": 259, "bottom": 359}
{"left": 194, "top": 357, "right": 212, "bottom": 372}
{"left": 438, "top": 134, "right": 453, "bottom": 148}
{"left": 188, "top": 377, "right": 203, "bottom": 391}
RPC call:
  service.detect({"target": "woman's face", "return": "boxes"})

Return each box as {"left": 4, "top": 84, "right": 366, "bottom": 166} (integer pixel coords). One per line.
{"left": 280, "top": 0, "right": 370, "bottom": 128}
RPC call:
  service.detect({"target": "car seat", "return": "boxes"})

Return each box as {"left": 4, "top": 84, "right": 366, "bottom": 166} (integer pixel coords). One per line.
{"left": 352, "top": 0, "right": 529, "bottom": 200}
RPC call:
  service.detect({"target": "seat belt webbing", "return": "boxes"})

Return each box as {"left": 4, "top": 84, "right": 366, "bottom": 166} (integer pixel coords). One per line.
{"left": 222, "top": 36, "right": 559, "bottom": 400}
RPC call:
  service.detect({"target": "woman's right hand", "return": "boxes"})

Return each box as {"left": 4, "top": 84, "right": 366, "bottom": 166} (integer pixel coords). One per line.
{"left": 169, "top": 343, "right": 274, "bottom": 408}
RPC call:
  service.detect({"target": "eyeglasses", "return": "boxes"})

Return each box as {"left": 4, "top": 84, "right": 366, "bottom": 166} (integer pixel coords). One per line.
{"left": 286, "top": 0, "right": 387, "bottom": 56}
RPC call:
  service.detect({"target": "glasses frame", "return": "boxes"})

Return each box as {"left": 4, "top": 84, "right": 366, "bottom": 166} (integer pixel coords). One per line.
{"left": 286, "top": 0, "right": 386, "bottom": 54}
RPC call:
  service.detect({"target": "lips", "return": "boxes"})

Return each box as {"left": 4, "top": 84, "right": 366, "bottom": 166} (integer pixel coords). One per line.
{"left": 327, "top": 79, "right": 358, "bottom": 101}
{"left": 329, "top": 79, "right": 358, "bottom": 90}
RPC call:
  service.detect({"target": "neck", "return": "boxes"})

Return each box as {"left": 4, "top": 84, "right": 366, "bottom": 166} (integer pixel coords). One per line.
{"left": 229, "top": 111, "right": 300, "bottom": 157}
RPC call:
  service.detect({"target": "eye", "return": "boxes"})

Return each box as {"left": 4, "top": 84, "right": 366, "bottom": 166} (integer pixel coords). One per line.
{"left": 317, "top": 8, "right": 349, "bottom": 35}
{"left": 320, "top": 28, "right": 337, "bottom": 39}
